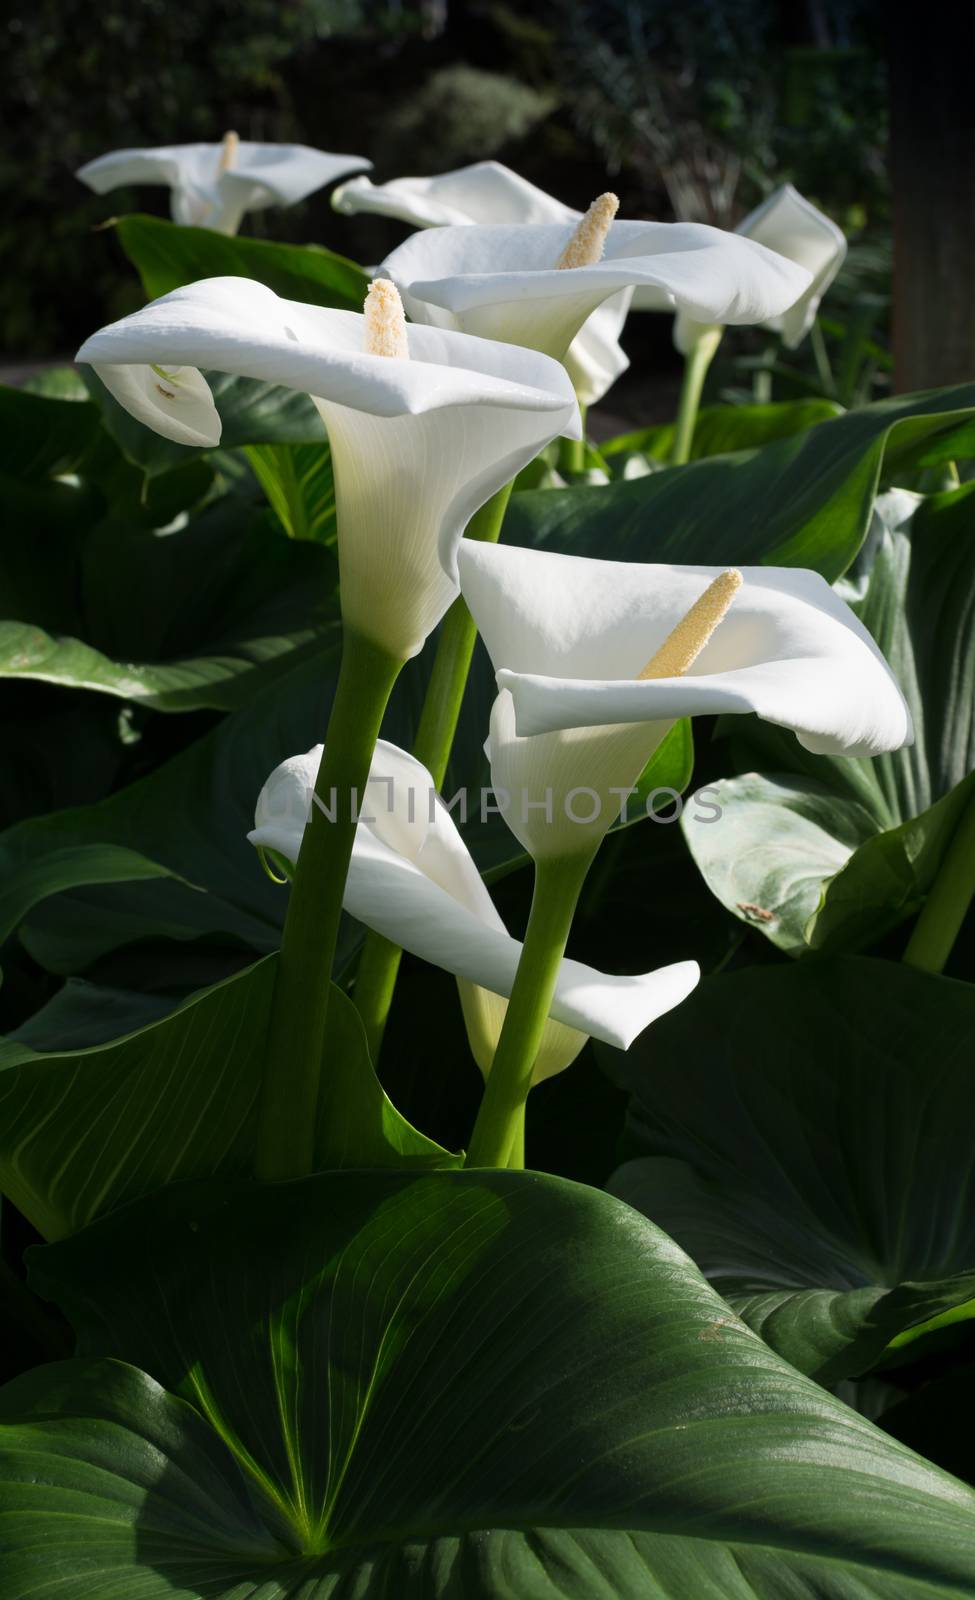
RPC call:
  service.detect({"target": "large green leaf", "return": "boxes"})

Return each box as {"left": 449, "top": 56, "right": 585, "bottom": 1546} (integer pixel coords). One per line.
{"left": 1, "top": 491, "right": 339, "bottom": 712}
{"left": 607, "top": 958, "right": 975, "bottom": 1385}
{"left": 0, "top": 957, "right": 455, "bottom": 1240}
{"left": 505, "top": 382, "right": 975, "bottom": 581}
{"left": 0, "top": 648, "right": 342, "bottom": 971}
{"left": 115, "top": 212, "right": 369, "bottom": 310}
{"left": 0, "top": 384, "right": 101, "bottom": 479}
{"left": 6, "top": 1169, "right": 975, "bottom": 1596}
{"left": 683, "top": 485, "right": 975, "bottom": 952}
{"left": 0, "top": 614, "right": 690, "bottom": 979}
{"left": 246, "top": 440, "right": 337, "bottom": 544}
{"left": 600, "top": 396, "right": 844, "bottom": 466}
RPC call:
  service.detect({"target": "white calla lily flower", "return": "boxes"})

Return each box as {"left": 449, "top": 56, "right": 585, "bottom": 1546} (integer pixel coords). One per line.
{"left": 458, "top": 542, "right": 913, "bottom": 861}
{"left": 77, "top": 137, "right": 371, "bottom": 236}
{"left": 249, "top": 740, "right": 699, "bottom": 1070}
{"left": 333, "top": 160, "right": 575, "bottom": 229}
{"left": 75, "top": 277, "right": 579, "bottom": 660}
{"left": 380, "top": 216, "right": 813, "bottom": 405}
{"left": 335, "top": 160, "right": 630, "bottom": 406}
{"left": 672, "top": 183, "right": 847, "bottom": 351}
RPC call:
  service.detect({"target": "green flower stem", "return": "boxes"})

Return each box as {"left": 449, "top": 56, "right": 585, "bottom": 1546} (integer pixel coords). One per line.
{"left": 353, "top": 482, "right": 513, "bottom": 1060}
{"left": 670, "top": 326, "right": 723, "bottom": 466}
{"left": 557, "top": 404, "right": 588, "bottom": 475}
{"left": 256, "top": 629, "right": 403, "bottom": 1181}
{"left": 809, "top": 319, "right": 835, "bottom": 397}
{"left": 466, "top": 849, "right": 597, "bottom": 1170}
{"left": 903, "top": 782, "right": 975, "bottom": 975}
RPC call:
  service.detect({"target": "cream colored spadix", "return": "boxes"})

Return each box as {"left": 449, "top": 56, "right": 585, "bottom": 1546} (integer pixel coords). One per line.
{"left": 638, "top": 569, "right": 743, "bottom": 680}
{"left": 556, "top": 192, "right": 619, "bottom": 270}
{"left": 363, "top": 278, "right": 409, "bottom": 359}
{"left": 218, "top": 130, "right": 239, "bottom": 173}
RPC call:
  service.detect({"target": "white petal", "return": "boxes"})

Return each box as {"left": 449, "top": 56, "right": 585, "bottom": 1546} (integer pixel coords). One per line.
{"left": 76, "top": 278, "right": 578, "bottom": 425}
{"left": 92, "top": 362, "right": 221, "bottom": 448}
{"left": 344, "top": 828, "right": 699, "bottom": 1047}
{"left": 738, "top": 183, "right": 847, "bottom": 348}
{"left": 223, "top": 143, "right": 371, "bottom": 208}
{"left": 457, "top": 979, "right": 588, "bottom": 1084}
{"left": 341, "top": 164, "right": 627, "bottom": 403}
{"left": 77, "top": 278, "right": 578, "bottom": 658}
{"left": 563, "top": 289, "right": 633, "bottom": 406}
{"left": 457, "top": 542, "right": 913, "bottom": 760}
{"left": 674, "top": 184, "right": 847, "bottom": 351}
{"left": 485, "top": 689, "right": 667, "bottom": 860}
{"left": 77, "top": 145, "right": 192, "bottom": 194}
{"left": 248, "top": 739, "right": 699, "bottom": 1052}
{"left": 78, "top": 142, "right": 371, "bottom": 233}
{"left": 382, "top": 221, "right": 812, "bottom": 362}
{"left": 333, "top": 161, "right": 576, "bottom": 228}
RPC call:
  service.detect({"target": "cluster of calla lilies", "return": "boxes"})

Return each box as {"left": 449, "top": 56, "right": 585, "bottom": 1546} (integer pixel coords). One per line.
{"left": 75, "top": 134, "right": 907, "bottom": 1169}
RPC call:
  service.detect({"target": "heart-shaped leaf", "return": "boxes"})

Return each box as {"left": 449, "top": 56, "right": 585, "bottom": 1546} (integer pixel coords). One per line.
{"left": 0, "top": 957, "right": 456, "bottom": 1240}
{"left": 607, "top": 957, "right": 975, "bottom": 1385}
{"left": 6, "top": 1169, "right": 975, "bottom": 1597}
{"left": 115, "top": 212, "right": 369, "bottom": 311}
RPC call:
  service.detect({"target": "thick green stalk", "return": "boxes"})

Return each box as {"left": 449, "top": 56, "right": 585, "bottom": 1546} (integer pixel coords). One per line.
{"left": 903, "top": 783, "right": 975, "bottom": 974}
{"left": 670, "top": 326, "right": 723, "bottom": 466}
{"left": 353, "top": 483, "right": 512, "bottom": 1058}
{"left": 466, "top": 850, "right": 596, "bottom": 1170}
{"left": 256, "top": 629, "right": 402, "bottom": 1180}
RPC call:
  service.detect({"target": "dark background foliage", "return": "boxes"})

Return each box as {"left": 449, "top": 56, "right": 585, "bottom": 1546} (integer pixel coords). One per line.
{"left": 1, "top": 0, "right": 888, "bottom": 357}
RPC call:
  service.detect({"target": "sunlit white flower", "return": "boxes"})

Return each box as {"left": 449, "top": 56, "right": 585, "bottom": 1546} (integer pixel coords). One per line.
{"left": 334, "top": 160, "right": 628, "bottom": 405}
{"left": 673, "top": 183, "right": 847, "bottom": 352}
{"left": 249, "top": 739, "right": 699, "bottom": 1069}
{"left": 75, "top": 277, "right": 579, "bottom": 660}
{"left": 458, "top": 542, "right": 913, "bottom": 861}
{"left": 380, "top": 211, "right": 813, "bottom": 407}
{"left": 77, "top": 135, "right": 371, "bottom": 236}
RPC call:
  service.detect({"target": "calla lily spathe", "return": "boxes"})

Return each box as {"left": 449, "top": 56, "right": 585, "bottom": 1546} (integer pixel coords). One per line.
{"left": 77, "top": 141, "right": 371, "bottom": 236}
{"left": 333, "top": 160, "right": 576, "bottom": 229}
{"left": 457, "top": 542, "right": 914, "bottom": 861}
{"left": 380, "top": 218, "right": 814, "bottom": 405}
{"left": 249, "top": 739, "right": 699, "bottom": 1069}
{"left": 335, "top": 160, "right": 628, "bottom": 406}
{"left": 75, "top": 277, "right": 579, "bottom": 660}
{"left": 673, "top": 183, "right": 847, "bottom": 352}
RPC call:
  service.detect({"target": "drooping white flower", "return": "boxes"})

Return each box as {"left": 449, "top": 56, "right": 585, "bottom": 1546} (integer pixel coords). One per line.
{"left": 457, "top": 542, "right": 913, "bottom": 861}
{"left": 673, "top": 183, "right": 847, "bottom": 352}
{"left": 249, "top": 739, "right": 700, "bottom": 1071}
{"left": 334, "top": 160, "right": 630, "bottom": 405}
{"left": 379, "top": 212, "right": 813, "bottom": 407}
{"left": 77, "top": 135, "right": 371, "bottom": 236}
{"left": 75, "top": 277, "right": 579, "bottom": 660}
